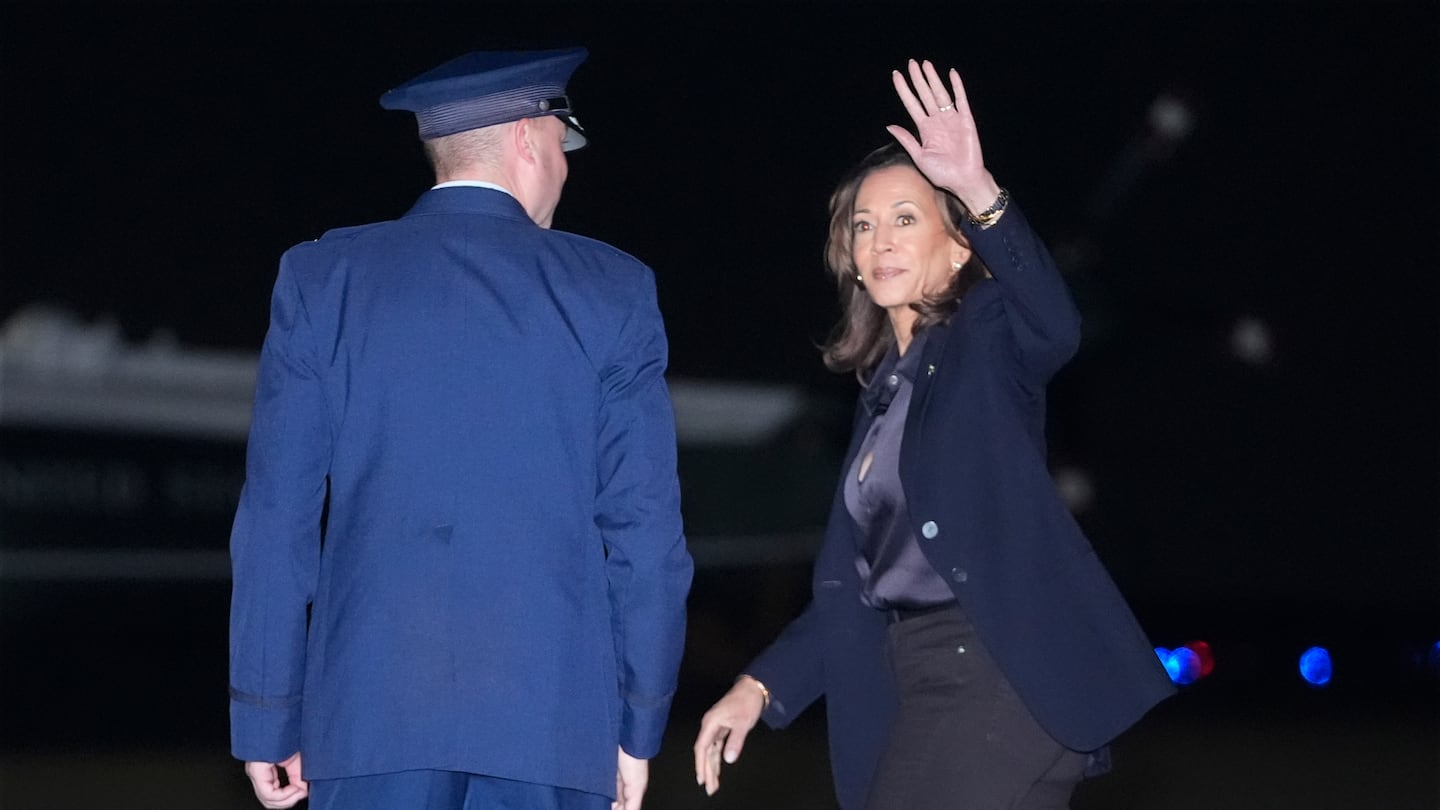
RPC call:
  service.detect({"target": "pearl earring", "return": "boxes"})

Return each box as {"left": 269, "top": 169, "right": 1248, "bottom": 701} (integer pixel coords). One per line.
{"left": 856, "top": 274, "right": 864, "bottom": 283}
{"left": 952, "top": 261, "right": 964, "bottom": 273}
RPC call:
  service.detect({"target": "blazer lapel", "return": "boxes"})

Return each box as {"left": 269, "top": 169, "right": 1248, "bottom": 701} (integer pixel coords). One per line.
{"left": 907, "top": 320, "right": 951, "bottom": 443}
{"left": 839, "top": 397, "right": 872, "bottom": 479}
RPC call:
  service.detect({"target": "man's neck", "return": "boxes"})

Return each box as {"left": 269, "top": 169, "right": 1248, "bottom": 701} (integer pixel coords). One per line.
{"left": 434, "top": 168, "right": 541, "bottom": 225}
{"left": 432, "top": 179, "right": 515, "bottom": 197}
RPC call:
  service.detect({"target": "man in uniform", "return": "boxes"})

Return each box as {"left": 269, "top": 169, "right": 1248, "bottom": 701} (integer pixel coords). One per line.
{"left": 229, "top": 47, "right": 692, "bottom": 810}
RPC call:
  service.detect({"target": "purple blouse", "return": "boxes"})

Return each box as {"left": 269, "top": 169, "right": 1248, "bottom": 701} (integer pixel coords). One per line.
{"left": 844, "top": 330, "right": 956, "bottom": 610}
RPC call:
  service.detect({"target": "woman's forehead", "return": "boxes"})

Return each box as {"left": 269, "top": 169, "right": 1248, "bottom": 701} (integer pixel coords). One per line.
{"left": 855, "top": 165, "right": 933, "bottom": 205}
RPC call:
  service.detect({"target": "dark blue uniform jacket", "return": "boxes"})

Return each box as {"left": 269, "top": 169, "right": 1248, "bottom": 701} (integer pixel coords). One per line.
{"left": 229, "top": 188, "right": 693, "bottom": 799}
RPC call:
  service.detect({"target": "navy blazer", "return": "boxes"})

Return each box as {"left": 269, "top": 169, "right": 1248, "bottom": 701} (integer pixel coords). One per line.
{"left": 747, "top": 202, "right": 1174, "bottom": 810}
{"left": 229, "top": 187, "right": 694, "bottom": 799}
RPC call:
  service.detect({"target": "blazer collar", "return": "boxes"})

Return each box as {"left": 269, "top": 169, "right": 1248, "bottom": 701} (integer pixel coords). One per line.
{"left": 403, "top": 186, "right": 533, "bottom": 223}
{"left": 844, "top": 323, "right": 950, "bottom": 470}
{"left": 860, "top": 330, "right": 929, "bottom": 418}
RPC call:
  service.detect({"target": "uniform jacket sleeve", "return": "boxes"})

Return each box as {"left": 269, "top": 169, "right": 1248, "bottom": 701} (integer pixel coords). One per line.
{"left": 228, "top": 258, "right": 331, "bottom": 762}
{"left": 595, "top": 271, "right": 694, "bottom": 758}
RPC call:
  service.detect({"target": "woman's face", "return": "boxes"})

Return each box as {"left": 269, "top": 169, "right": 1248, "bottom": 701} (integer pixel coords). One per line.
{"left": 851, "top": 165, "right": 970, "bottom": 322}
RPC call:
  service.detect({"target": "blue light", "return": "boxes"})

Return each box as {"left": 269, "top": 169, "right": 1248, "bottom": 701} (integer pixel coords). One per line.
{"left": 1299, "top": 646, "right": 1332, "bottom": 686}
{"left": 1419, "top": 641, "right": 1440, "bottom": 678}
{"left": 1154, "top": 646, "right": 1201, "bottom": 685}
{"left": 1154, "top": 647, "right": 1176, "bottom": 680}
{"left": 1170, "top": 646, "right": 1201, "bottom": 685}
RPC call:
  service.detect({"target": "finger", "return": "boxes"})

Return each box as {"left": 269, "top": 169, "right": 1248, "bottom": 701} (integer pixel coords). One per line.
{"left": 921, "top": 60, "right": 954, "bottom": 110}
{"left": 267, "top": 787, "right": 302, "bottom": 807}
{"left": 885, "top": 125, "right": 923, "bottom": 162}
{"left": 248, "top": 764, "right": 281, "bottom": 798}
{"left": 948, "top": 68, "right": 974, "bottom": 119}
{"left": 694, "top": 726, "right": 720, "bottom": 789}
{"left": 247, "top": 761, "right": 309, "bottom": 809}
{"left": 282, "top": 763, "right": 308, "bottom": 792}
{"left": 693, "top": 723, "right": 726, "bottom": 784}
{"left": 722, "top": 724, "right": 751, "bottom": 764}
{"left": 245, "top": 761, "right": 277, "bottom": 785}
{"left": 907, "top": 59, "right": 940, "bottom": 114}
{"left": 704, "top": 740, "right": 723, "bottom": 795}
{"left": 891, "top": 69, "right": 927, "bottom": 125}
{"left": 259, "top": 785, "right": 306, "bottom": 810}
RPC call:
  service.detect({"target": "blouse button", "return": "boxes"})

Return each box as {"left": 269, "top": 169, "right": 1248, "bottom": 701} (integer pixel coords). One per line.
{"left": 920, "top": 520, "right": 938, "bottom": 539}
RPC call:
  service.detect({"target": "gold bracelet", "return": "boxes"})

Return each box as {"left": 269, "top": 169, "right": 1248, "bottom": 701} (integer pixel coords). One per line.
{"left": 738, "top": 674, "right": 771, "bottom": 709}
{"left": 967, "top": 186, "right": 1010, "bottom": 229}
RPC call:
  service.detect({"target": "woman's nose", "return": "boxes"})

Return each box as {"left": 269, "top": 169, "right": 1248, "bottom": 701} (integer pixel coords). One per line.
{"left": 870, "top": 226, "right": 893, "bottom": 253}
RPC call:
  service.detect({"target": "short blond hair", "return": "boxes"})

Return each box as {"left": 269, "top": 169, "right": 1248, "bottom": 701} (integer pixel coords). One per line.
{"left": 423, "top": 125, "right": 506, "bottom": 180}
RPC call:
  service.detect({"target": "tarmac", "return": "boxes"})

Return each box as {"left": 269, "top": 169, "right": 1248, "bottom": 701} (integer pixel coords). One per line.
{"left": 3, "top": 568, "right": 1436, "bottom": 809}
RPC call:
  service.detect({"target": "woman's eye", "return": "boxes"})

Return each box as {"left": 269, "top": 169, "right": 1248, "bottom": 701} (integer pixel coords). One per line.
{"left": 852, "top": 221, "right": 872, "bottom": 233}
{"left": 896, "top": 214, "right": 916, "bottom": 226}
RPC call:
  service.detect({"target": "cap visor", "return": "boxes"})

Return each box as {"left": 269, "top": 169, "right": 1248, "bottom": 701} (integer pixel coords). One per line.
{"left": 561, "top": 115, "right": 588, "bottom": 152}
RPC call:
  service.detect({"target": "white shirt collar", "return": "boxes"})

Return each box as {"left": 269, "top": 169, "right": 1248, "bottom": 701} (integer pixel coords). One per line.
{"left": 431, "top": 180, "right": 515, "bottom": 199}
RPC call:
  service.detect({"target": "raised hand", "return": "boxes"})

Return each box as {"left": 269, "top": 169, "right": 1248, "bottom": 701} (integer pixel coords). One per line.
{"left": 886, "top": 59, "right": 1002, "bottom": 216}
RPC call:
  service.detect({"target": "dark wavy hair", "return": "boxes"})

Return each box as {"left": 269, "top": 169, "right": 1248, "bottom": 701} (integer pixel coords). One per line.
{"left": 820, "top": 143, "right": 986, "bottom": 380}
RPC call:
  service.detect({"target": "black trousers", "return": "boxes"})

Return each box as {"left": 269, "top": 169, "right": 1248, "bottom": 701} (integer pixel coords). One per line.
{"left": 864, "top": 607, "right": 1087, "bottom": 810}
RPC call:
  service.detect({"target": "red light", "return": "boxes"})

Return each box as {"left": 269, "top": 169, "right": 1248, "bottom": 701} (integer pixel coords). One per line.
{"left": 1184, "top": 640, "right": 1214, "bottom": 679}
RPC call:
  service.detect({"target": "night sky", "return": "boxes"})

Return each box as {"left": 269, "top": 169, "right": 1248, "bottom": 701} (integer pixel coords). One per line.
{"left": 3, "top": 2, "right": 1437, "bottom": 612}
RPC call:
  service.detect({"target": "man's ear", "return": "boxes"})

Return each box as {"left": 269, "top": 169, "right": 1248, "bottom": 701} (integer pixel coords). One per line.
{"left": 512, "top": 118, "right": 539, "bottom": 165}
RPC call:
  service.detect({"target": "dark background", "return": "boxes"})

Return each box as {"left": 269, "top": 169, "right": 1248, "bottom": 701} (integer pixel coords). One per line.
{"left": 2, "top": 1, "right": 1437, "bottom": 808}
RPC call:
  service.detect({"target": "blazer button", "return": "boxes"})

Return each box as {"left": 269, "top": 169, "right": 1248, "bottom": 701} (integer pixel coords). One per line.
{"left": 921, "top": 521, "right": 938, "bottom": 539}
{"left": 951, "top": 568, "right": 968, "bottom": 583}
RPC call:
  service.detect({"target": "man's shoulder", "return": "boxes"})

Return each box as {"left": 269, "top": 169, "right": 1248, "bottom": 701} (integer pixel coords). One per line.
{"left": 545, "top": 229, "right": 652, "bottom": 276}
{"left": 282, "top": 221, "right": 392, "bottom": 257}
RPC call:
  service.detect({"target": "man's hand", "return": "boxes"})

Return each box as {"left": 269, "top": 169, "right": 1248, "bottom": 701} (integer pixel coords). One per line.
{"left": 244, "top": 752, "right": 309, "bottom": 809}
{"left": 613, "top": 748, "right": 649, "bottom": 810}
